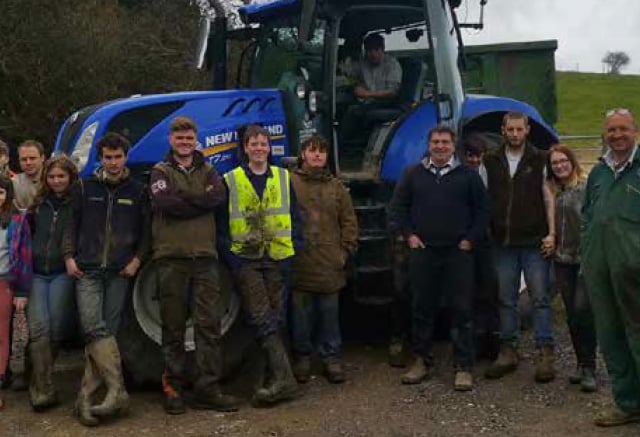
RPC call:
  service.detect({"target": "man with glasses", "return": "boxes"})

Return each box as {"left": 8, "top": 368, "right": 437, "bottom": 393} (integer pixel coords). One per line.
{"left": 582, "top": 108, "right": 640, "bottom": 427}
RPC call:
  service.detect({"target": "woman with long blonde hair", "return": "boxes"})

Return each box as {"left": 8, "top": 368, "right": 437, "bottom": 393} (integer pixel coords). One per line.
{"left": 546, "top": 144, "right": 597, "bottom": 392}
{"left": 26, "top": 154, "right": 79, "bottom": 410}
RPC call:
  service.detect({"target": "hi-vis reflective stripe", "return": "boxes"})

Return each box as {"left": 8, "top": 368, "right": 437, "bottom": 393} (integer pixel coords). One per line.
{"left": 225, "top": 167, "right": 290, "bottom": 220}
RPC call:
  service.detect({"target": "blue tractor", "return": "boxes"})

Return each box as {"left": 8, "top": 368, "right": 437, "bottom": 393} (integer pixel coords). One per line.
{"left": 54, "top": 0, "right": 558, "bottom": 384}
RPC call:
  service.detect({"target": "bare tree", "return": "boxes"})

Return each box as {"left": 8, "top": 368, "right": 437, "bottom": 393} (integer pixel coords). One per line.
{"left": 602, "top": 51, "right": 631, "bottom": 74}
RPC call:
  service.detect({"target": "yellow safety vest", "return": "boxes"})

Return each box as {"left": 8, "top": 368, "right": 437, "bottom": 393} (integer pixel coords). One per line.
{"left": 224, "top": 165, "right": 294, "bottom": 260}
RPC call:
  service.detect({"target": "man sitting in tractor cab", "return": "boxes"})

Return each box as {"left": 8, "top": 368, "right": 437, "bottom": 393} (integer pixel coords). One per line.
{"left": 340, "top": 33, "right": 402, "bottom": 143}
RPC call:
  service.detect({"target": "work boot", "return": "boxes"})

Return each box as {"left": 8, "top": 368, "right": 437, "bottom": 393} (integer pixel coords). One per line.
{"left": 192, "top": 388, "right": 242, "bottom": 412}
{"left": 292, "top": 355, "right": 311, "bottom": 383}
{"left": 253, "top": 335, "right": 299, "bottom": 406}
{"left": 388, "top": 337, "right": 406, "bottom": 368}
{"left": 28, "top": 338, "right": 59, "bottom": 411}
{"left": 75, "top": 348, "right": 102, "bottom": 427}
{"left": 454, "top": 371, "right": 473, "bottom": 391}
{"left": 162, "top": 373, "right": 186, "bottom": 415}
{"left": 568, "top": 366, "right": 582, "bottom": 384}
{"left": 534, "top": 344, "right": 555, "bottom": 383}
{"left": 87, "top": 337, "right": 130, "bottom": 417}
{"left": 401, "top": 358, "right": 428, "bottom": 385}
{"left": 595, "top": 406, "right": 640, "bottom": 427}
{"left": 580, "top": 367, "right": 597, "bottom": 393}
{"left": 323, "top": 357, "right": 346, "bottom": 384}
{"left": 484, "top": 344, "right": 518, "bottom": 379}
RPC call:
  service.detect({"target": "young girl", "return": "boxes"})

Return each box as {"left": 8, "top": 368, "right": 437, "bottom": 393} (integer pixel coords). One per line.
{"left": 0, "top": 174, "right": 33, "bottom": 410}
{"left": 547, "top": 144, "right": 597, "bottom": 392}
{"left": 27, "top": 155, "right": 78, "bottom": 410}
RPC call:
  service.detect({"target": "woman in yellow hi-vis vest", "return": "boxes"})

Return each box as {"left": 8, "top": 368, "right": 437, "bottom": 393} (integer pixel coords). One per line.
{"left": 217, "top": 125, "right": 303, "bottom": 407}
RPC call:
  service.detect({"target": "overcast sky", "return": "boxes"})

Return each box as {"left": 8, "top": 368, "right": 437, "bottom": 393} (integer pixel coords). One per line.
{"left": 458, "top": 0, "right": 640, "bottom": 74}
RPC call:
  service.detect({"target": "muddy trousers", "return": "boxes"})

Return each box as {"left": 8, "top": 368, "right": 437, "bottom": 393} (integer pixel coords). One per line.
{"left": 584, "top": 253, "right": 640, "bottom": 412}
{"left": 157, "top": 257, "right": 223, "bottom": 394}
{"left": 235, "top": 259, "right": 287, "bottom": 340}
{"left": 409, "top": 247, "right": 474, "bottom": 370}
{"left": 554, "top": 262, "right": 596, "bottom": 369}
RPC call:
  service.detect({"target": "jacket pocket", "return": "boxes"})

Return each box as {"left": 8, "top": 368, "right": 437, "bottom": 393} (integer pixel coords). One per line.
{"left": 620, "top": 182, "right": 640, "bottom": 223}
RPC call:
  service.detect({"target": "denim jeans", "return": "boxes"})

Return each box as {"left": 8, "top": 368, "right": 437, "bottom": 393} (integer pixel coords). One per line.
{"left": 290, "top": 291, "right": 341, "bottom": 359}
{"left": 27, "top": 273, "right": 76, "bottom": 344}
{"left": 495, "top": 247, "right": 553, "bottom": 348}
{"left": 76, "top": 270, "right": 131, "bottom": 343}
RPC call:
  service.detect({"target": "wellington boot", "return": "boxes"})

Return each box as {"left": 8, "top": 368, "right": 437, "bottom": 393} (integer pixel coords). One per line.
{"left": 28, "top": 338, "right": 59, "bottom": 411}
{"left": 401, "top": 358, "right": 428, "bottom": 384}
{"left": 484, "top": 345, "right": 518, "bottom": 379}
{"left": 192, "top": 388, "right": 242, "bottom": 412}
{"left": 253, "top": 335, "right": 299, "bottom": 406}
{"left": 75, "top": 348, "right": 102, "bottom": 427}
{"left": 87, "top": 337, "right": 130, "bottom": 417}
{"left": 534, "top": 345, "right": 556, "bottom": 383}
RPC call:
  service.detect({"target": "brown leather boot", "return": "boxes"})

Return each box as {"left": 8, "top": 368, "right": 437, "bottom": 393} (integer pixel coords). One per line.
{"left": 401, "top": 358, "right": 428, "bottom": 384}
{"left": 324, "top": 357, "right": 346, "bottom": 384}
{"left": 534, "top": 344, "right": 556, "bottom": 383}
{"left": 484, "top": 344, "right": 518, "bottom": 379}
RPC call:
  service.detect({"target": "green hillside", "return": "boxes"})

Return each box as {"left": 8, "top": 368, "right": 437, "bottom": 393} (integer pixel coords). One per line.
{"left": 556, "top": 71, "right": 640, "bottom": 136}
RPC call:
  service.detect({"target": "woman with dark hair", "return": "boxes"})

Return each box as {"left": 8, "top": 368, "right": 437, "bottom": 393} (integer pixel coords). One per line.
{"left": 547, "top": 144, "right": 597, "bottom": 392}
{"left": 26, "top": 154, "right": 79, "bottom": 410}
{"left": 0, "top": 175, "right": 33, "bottom": 410}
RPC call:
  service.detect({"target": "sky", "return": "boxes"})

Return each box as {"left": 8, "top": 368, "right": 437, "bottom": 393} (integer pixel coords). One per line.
{"left": 229, "top": 0, "right": 639, "bottom": 74}
{"left": 457, "top": 0, "right": 640, "bottom": 74}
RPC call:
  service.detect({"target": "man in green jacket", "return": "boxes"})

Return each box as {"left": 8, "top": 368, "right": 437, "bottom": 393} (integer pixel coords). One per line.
{"left": 582, "top": 109, "right": 640, "bottom": 427}
{"left": 150, "top": 116, "right": 240, "bottom": 415}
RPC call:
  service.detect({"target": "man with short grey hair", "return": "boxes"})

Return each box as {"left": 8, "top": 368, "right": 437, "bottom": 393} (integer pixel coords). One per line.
{"left": 582, "top": 108, "right": 640, "bottom": 427}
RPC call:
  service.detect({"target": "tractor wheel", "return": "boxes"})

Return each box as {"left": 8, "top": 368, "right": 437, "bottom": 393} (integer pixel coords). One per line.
{"left": 117, "top": 261, "right": 253, "bottom": 388}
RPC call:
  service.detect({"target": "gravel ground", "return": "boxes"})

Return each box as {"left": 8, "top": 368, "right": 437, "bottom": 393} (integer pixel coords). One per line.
{"left": 2, "top": 323, "right": 640, "bottom": 437}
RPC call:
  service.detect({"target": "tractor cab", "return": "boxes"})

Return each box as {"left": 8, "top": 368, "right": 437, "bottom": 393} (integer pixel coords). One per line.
{"left": 214, "top": 0, "right": 466, "bottom": 180}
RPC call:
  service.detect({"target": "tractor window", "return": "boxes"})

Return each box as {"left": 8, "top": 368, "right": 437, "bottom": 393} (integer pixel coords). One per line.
{"left": 105, "top": 101, "right": 185, "bottom": 146}
{"left": 251, "top": 20, "right": 326, "bottom": 89}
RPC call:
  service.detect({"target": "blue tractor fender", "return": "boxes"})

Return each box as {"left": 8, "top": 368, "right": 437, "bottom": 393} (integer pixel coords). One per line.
{"left": 460, "top": 94, "right": 559, "bottom": 148}
{"left": 380, "top": 101, "right": 439, "bottom": 183}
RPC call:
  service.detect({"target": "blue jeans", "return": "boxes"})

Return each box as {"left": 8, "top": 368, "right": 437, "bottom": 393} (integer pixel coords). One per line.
{"left": 290, "top": 291, "right": 341, "bottom": 359}
{"left": 76, "top": 270, "right": 131, "bottom": 343}
{"left": 27, "top": 273, "right": 76, "bottom": 344}
{"left": 495, "top": 247, "right": 554, "bottom": 348}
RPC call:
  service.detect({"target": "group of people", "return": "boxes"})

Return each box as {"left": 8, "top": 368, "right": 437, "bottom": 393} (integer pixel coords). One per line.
{"left": 1, "top": 107, "right": 639, "bottom": 429}
{"left": 0, "top": 118, "right": 358, "bottom": 427}
{"left": 389, "top": 109, "right": 640, "bottom": 427}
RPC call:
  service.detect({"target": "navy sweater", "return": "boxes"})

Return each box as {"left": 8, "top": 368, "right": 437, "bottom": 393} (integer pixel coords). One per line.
{"left": 389, "top": 161, "right": 490, "bottom": 247}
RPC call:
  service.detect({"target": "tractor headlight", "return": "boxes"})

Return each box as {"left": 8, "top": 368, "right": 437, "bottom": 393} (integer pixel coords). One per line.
{"left": 308, "top": 91, "right": 318, "bottom": 113}
{"left": 295, "top": 82, "right": 306, "bottom": 99}
{"left": 71, "top": 121, "right": 99, "bottom": 172}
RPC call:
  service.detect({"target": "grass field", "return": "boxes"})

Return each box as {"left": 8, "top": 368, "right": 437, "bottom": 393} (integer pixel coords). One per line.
{"left": 555, "top": 71, "right": 640, "bottom": 139}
